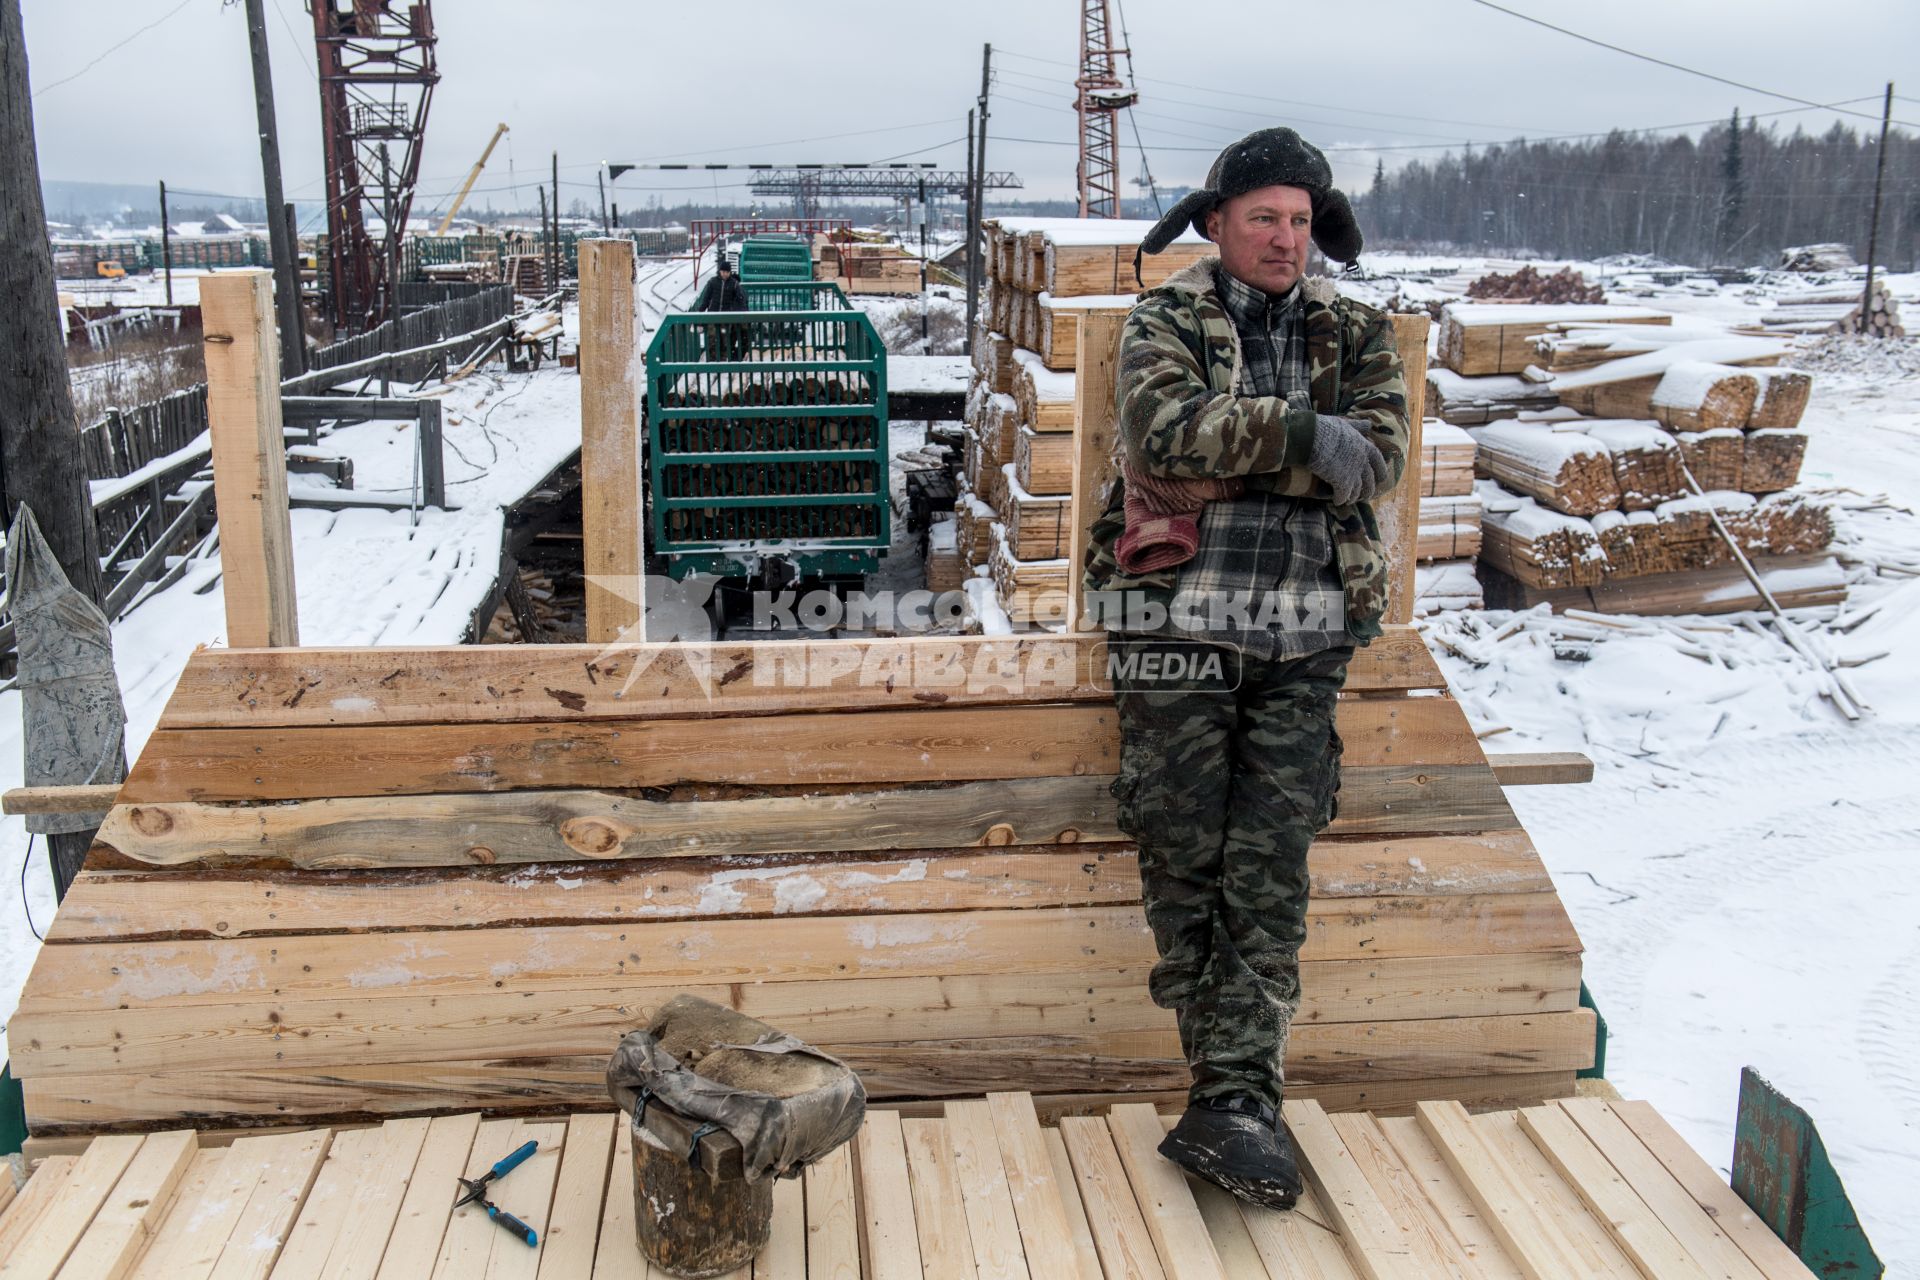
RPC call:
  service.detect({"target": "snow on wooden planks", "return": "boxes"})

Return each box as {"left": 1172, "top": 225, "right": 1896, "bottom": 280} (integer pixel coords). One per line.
{"left": 6, "top": 1096, "right": 1819, "bottom": 1280}
{"left": 1438, "top": 303, "right": 1672, "bottom": 376}
{"left": 15, "top": 629, "right": 1593, "bottom": 1134}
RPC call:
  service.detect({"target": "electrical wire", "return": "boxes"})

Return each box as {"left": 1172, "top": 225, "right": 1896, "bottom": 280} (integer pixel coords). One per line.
{"left": 1459, "top": 0, "right": 1919, "bottom": 130}
{"left": 20, "top": 834, "right": 41, "bottom": 941}
{"left": 31, "top": 0, "right": 198, "bottom": 98}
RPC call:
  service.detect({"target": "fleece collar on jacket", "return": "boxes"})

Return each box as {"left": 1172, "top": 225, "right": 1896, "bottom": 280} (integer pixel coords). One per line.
{"left": 1151, "top": 255, "right": 1339, "bottom": 398}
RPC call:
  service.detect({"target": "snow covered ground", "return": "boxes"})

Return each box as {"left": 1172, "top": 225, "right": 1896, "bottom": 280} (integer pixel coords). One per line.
{"left": 5, "top": 254, "right": 1917, "bottom": 1269}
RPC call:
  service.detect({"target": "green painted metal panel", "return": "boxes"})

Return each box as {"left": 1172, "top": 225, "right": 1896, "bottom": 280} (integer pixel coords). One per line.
{"left": 1578, "top": 980, "right": 1609, "bottom": 1079}
{"left": 738, "top": 235, "right": 816, "bottom": 283}
{"left": 1732, "top": 1067, "right": 1884, "bottom": 1278}
{"left": 645, "top": 290, "right": 887, "bottom": 580}
{"left": 0, "top": 1062, "right": 24, "bottom": 1158}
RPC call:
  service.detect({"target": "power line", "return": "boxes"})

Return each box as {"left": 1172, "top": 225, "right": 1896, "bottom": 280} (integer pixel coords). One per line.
{"left": 31, "top": 0, "right": 198, "bottom": 97}
{"left": 1460, "top": 0, "right": 1920, "bottom": 130}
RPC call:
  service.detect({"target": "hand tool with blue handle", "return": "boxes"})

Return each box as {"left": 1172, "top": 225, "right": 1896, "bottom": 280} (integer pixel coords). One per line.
{"left": 454, "top": 1139, "right": 540, "bottom": 1247}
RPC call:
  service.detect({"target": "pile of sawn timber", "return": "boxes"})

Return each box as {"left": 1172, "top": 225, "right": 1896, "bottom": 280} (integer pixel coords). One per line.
{"left": 10, "top": 630, "right": 1592, "bottom": 1137}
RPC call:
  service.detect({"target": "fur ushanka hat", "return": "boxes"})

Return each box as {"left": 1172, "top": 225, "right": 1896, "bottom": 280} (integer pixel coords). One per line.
{"left": 1136, "top": 127, "right": 1363, "bottom": 284}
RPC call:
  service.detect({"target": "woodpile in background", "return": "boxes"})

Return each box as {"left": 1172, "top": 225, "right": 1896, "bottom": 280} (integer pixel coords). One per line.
{"left": 1754, "top": 281, "right": 1906, "bottom": 339}
{"left": 1464, "top": 265, "right": 1605, "bottom": 305}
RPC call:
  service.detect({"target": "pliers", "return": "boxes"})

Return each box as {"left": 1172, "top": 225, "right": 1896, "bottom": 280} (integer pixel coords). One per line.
{"left": 454, "top": 1139, "right": 540, "bottom": 1247}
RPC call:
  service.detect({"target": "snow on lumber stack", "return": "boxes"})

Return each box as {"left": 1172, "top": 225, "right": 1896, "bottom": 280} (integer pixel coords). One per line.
{"left": 1437, "top": 303, "right": 1670, "bottom": 376}
{"left": 1420, "top": 419, "right": 1478, "bottom": 496}
{"left": 1426, "top": 369, "right": 1560, "bottom": 425}
{"left": 1476, "top": 481, "right": 1607, "bottom": 589}
{"left": 998, "top": 463, "right": 1073, "bottom": 559}
{"left": 1581, "top": 420, "right": 1686, "bottom": 510}
{"left": 953, "top": 487, "right": 997, "bottom": 565}
{"left": 1470, "top": 422, "right": 1620, "bottom": 516}
{"left": 1418, "top": 493, "right": 1483, "bottom": 561}
{"left": 925, "top": 520, "right": 967, "bottom": 593}
{"left": 989, "top": 520, "right": 1070, "bottom": 624}
{"left": 1545, "top": 336, "right": 1789, "bottom": 402}
{"left": 1414, "top": 559, "right": 1483, "bottom": 613}
{"left": 1012, "top": 348, "right": 1076, "bottom": 431}
{"left": 1487, "top": 552, "right": 1847, "bottom": 616}
{"left": 1530, "top": 320, "right": 1736, "bottom": 371}
{"left": 1743, "top": 428, "right": 1810, "bottom": 493}
{"left": 973, "top": 330, "right": 1014, "bottom": 395}
{"left": 983, "top": 217, "right": 1210, "bottom": 296}
{"left": 1647, "top": 362, "right": 1760, "bottom": 432}
{"left": 1746, "top": 368, "right": 1813, "bottom": 430}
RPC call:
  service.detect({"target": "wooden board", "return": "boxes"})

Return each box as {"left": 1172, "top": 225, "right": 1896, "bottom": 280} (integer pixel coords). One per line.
{"left": 148, "top": 630, "right": 1448, "bottom": 729}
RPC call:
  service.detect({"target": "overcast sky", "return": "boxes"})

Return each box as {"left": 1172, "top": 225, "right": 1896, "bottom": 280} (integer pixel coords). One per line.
{"left": 21, "top": 0, "right": 1920, "bottom": 217}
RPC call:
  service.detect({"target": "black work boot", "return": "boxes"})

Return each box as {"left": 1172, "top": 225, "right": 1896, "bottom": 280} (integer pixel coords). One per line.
{"left": 1157, "top": 1095, "right": 1302, "bottom": 1210}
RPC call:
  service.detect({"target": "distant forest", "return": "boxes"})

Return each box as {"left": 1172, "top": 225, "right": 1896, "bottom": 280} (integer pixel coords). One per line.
{"left": 1356, "top": 114, "right": 1920, "bottom": 269}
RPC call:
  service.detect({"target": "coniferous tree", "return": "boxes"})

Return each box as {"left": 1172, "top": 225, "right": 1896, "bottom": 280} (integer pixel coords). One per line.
{"left": 1717, "top": 108, "right": 1747, "bottom": 261}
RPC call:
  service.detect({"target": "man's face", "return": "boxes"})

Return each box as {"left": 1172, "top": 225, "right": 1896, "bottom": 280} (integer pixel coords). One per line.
{"left": 1205, "top": 185, "right": 1313, "bottom": 294}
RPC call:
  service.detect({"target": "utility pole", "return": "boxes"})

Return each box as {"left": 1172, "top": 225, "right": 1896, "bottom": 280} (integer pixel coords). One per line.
{"left": 158, "top": 180, "right": 174, "bottom": 306}
{"left": 964, "top": 109, "right": 977, "bottom": 352}
{"left": 551, "top": 151, "right": 561, "bottom": 287}
{"left": 537, "top": 185, "right": 550, "bottom": 291}
{"left": 0, "top": 0, "right": 105, "bottom": 607}
{"left": 918, "top": 176, "right": 930, "bottom": 352}
{"left": 379, "top": 143, "right": 398, "bottom": 395}
{"left": 965, "top": 39, "right": 993, "bottom": 354}
{"left": 598, "top": 168, "right": 610, "bottom": 233}
{"left": 1859, "top": 81, "right": 1894, "bottom": 335}
{"left": 242, "top": 0, "right": 304, "bottom": 375}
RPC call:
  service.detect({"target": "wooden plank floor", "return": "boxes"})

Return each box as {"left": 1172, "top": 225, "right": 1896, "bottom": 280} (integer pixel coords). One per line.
{"left": 0, "top": 1093, "right": 1816, "bottom": 1280}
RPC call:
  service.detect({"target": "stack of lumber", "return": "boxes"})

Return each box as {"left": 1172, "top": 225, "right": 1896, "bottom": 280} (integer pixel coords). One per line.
{"left": 984, "top": 215, "right": 1211, "bottom": 297}
{"left": 1748, "top": 367, "right": 1815, "bottom": 429}
{"left": 1530, "top": 321, "right": 1732, "bottom": 372}
{"left": 824, "top": 241, "right": 921, "bottom": 295}
{"left": 1779, "top": 242, "right": 1856, "bottom": 272}
{"left": 925, "top": 518, "right": 966, "bottom": 592}
{"left": 1014, "top": 424, "right": 1074, "bottom": 494}
{"left": 1415, "top": 559, "right": 1486, "bottom": 613}
{"left": 1036, "top": 292, "right": 1133, "bottom": 371}
{"left": 1477, "top": 484, "right": 1609, "bottom": 590}
{"left": 12, "top": 629, "right": 1595, "bottom": 1135}
{"left": 1419, "top": 419, "right": 1479, "bottom": 497}
{"left": 1486, "top": 550, "right": 1848, "bottom": 617}
{"left": 972, "top": 329, "right": 1014, "bottom": 396}
{"left": 1759, "top": 281, "right": 1905, "bottom": 338}
{"left": 1676, "top": 428, "right": 1746, "bottom": 491}
{"left": 1427, "top": 369, "right": 1561, "bottom": 425}
{"left": 1013, "top": 348, "right": 1077, "bottom": 431}
{"left": 953, "top": 489, "right": 997, "bottom": 563}
{"left": 1546, "top": 337, "right": 1791, "bottom": 420}
{"left": 1437, "top": 303, "right": 1670, "bottom": 376}
{"left": 1582, "top": 420, "right": 1686, "bottom": 510}
{"left": 1647, "top": 361, "right": 1761, "bottom": 431}
{"left": 1415, "top": 418, "right": 1485, "bottom": 605}
{"left": 997, "top": 463, "right": 1074, "bottom": 560}
{"left": 6, "top": 1094, "right": 1824, "bottom": 1280}
{"left": 989, "top": 523, "right": 1071, "bottom": 624}
{"left": 1470, "top": 422, "right": 1621, "bottom": 516}
{"left": 1418, "top": 492, "right": 1484, "bottom": 561}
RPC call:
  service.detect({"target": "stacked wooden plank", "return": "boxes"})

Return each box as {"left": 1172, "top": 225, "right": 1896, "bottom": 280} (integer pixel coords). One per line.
{"left": 997, "top": 464, "right": 1074, "bottom": 560}
{"left": 1471, "top": 422, "right": 1621, "bottom": 516}
{"left": 1477, "top": 484, "right": 1610, "bottom": 590}
{"left": 1583, "top": 420, "right": 1686, "bottom": 510}
{"left": 5, "top": 1093, "right": 1821, "bottom": 1280}
{"left": 1415, "top": 418, "right": 1485, "bottom": 606}
{"left": 1418, "top": 493, "right": 1483, "bottom": 561}
{"left": 981, "top": 218, "right": 1198, "bottom": 372}
{"left": 925, "top": 519, "right": 966, "bottom": 593}
{"left": 13, "top": 628, "right": 1595, "bottom": 1135}
{"left": 1427, "top": 368, "right": 1560, "bottom": 425}
{"left": 1437, "top": 303, "right": 1670, "bottom": 376}
{"left": 989, "top": 523, "right": 1071, "bottom": 624}
{"left": 1546, "top": 337, "right": 1791, "bottom": 420}
{"left": 1419, "top": 419, "right": 1478, "bottom": 498}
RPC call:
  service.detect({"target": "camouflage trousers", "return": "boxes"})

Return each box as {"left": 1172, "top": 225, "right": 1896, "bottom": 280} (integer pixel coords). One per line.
{"left": 1108, "top": 637, "right": 1352, "bottom": 1109}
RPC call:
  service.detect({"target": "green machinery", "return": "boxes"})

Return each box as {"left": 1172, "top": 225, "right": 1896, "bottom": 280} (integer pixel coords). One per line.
{"left": 645, "top": 281, "right": 888, "bottom": 581}
{"left": 736, "top": 234, "right": 815, "bottom": 283}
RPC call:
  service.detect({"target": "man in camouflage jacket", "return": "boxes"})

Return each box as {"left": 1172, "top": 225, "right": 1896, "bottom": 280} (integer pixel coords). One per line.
{"left": 1083, "top": 128, "right": 1410, "bottom": 1210}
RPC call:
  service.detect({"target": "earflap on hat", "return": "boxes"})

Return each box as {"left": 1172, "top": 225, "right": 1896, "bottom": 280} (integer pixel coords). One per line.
{"left": 1310, "top": 188, "right": 1363, "bottom": 265}
{"left": 1133, "top": 189, "right": 1218, "bottom": 286}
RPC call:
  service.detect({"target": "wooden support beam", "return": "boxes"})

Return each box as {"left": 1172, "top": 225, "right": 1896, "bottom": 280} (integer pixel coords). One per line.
{"left": 1387, "top": 314, "right": 1431, "bottom": 627}
{"left": 202, "top": 269, "right": 298, "bottom": 647}
{"left": 1488, "top": 752, "right": 1596, "bottom": 786}
{"left": 578, "top": 238, "right": 642, "bottom": 644}
{"left": 1067, "top": 311, "right": 1126, "bottom": 633}
{"left": 1, "top": 783, "right": 120, "bottom": 816}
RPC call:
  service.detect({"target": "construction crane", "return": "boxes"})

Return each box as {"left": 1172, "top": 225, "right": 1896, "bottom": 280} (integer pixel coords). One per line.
{"left": 310, "top": 1, "right": 440, "bottom": 332}
{"left": 435, "top": 122, "right": 509, "bottom": 235}
{"left": 1074, "top": 0, "right": 1137, "bottom": 218}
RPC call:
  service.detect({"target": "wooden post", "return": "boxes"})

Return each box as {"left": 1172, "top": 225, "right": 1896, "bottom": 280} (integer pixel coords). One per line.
{"left": 1386, "top": 313, "right": 1430, "bottom": 626}
{"left": 579, "top": 238, "right": 643, "bottom": 642}
{"left": 1067, "top": 311, "right": 1128, "bottom": 633}
{"left": 416, "top": 399, "right": 445, "bottom": 509}
{"left": 202, "top": 270, "right": 299, "bottom": 647}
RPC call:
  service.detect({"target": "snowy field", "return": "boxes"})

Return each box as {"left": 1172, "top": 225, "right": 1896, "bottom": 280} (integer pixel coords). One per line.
{"left": 5, "top": 255, "right": 1919, "bottom": 1270}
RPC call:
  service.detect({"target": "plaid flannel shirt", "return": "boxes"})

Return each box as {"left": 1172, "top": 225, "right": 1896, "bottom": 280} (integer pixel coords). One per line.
{"left": 1119, "top": 268, "right": 1348, "bottom": 660}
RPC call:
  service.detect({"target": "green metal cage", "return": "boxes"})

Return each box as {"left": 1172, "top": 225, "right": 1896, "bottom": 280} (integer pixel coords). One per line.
{"left": 645, "top": 286, "right": 888, "bottom": 579}
{"left": 737, "top": 235, "right": 816, "bottom": 283}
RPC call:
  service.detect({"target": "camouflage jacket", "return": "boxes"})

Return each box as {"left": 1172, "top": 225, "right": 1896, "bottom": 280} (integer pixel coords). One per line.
{"left": 1081, "top": 257, "right": 1410, "bottom": 641}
